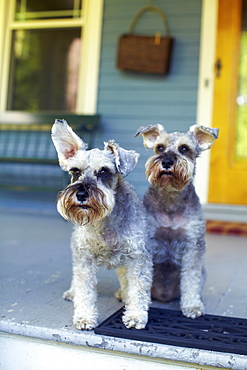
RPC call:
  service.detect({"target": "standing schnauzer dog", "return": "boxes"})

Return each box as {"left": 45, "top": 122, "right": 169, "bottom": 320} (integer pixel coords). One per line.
{"left": 51, "top": 119, "right": 152, "bottom": 330}
{"left": 135, "top": 124, "right": 219, "bottom": 319}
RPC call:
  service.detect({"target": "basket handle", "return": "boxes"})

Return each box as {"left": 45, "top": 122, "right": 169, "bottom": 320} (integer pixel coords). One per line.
{"left": 128, "top": 6, "right": 171, "bottom": 36}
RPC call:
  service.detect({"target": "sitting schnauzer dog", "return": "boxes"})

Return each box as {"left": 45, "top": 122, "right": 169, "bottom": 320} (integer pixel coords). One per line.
{"left": 51, "top": 119, "right": 152, "bottom": 330}
{"left": 135, "top": 124, "right": 219, "bottom": 319}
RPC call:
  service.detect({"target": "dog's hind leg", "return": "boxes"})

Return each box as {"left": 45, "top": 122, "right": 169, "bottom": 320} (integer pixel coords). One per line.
{"left": 115, "top": 267, "right": 128, "bottom": 302}
{"left": 151, "top": 262, "right": 181, "bottom": 302}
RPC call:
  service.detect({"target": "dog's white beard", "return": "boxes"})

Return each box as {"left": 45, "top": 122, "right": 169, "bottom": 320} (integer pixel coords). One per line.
{"left": 57, "top": 186, "right": 116, "bottom": 225}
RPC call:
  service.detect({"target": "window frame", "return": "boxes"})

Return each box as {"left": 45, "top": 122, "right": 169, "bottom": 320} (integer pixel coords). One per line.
{"left": 0, "top": 0, "right": 104, "bottom": 114}
{"left": 195, "top": 0, "right": 218, "bottom": 203}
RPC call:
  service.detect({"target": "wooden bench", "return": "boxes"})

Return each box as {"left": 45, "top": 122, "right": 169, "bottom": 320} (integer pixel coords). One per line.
{"left": 0, "top": 112, "right": 100, "bottom": 190}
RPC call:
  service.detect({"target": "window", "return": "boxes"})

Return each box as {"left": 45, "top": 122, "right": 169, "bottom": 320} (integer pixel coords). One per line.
{"left": 0, "top": 0, "right": 103, "bottom": 113}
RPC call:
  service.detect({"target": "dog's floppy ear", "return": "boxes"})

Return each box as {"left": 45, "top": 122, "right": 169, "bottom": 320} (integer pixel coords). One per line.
{"left": 104, "top": 140, "right": 139, "bottom": 178}
{"left": 134, "top": 124, "right": 165, "bottom": 149}
{"left": 189, "top": 124, "right": 219, "bottom": 151}
{"left": 51, "top": 119, "right": 87, "bottom": 169}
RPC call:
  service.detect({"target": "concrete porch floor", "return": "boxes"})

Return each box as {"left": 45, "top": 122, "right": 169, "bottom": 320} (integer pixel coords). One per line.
{"left": 0, "top": 190, "right": 247, "bottom": 369}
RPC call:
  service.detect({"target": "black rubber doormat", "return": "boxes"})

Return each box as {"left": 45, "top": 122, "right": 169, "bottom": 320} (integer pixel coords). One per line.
{"left": 94, "top": 307, "right": 247, "bottom": 355}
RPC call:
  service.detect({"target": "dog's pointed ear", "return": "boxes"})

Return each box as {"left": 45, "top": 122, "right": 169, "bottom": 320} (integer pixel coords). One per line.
{"left": 104, "top": 140, "right": 139, "bottom": 178}
{"left": 51, "top": 119, "right": 87, "bottom": 169}
{"left": 134, "top": 124, "right": 165, "bottom": 149}
{"left": 189, "top": 124, "right": 219, "bottom": 151}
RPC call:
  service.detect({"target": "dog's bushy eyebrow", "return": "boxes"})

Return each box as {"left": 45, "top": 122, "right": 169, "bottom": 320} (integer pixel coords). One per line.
{"left": 69, "top": 167, "right": 81, "bottom": 172}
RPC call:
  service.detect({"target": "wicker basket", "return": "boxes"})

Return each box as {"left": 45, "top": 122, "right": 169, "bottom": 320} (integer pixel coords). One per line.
{"left": 116, "top": 6, "right": 173, "bottom": 75}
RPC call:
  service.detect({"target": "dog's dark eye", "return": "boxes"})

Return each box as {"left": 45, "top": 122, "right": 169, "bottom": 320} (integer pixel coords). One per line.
{"left": 97, "top": 167, "right": 110, "bottom": 178}
{"left": 179, "top": 145, "right": 190, "bottom": 155}
{"left": 156, "top": 144, "right": 165, "bottom": 153}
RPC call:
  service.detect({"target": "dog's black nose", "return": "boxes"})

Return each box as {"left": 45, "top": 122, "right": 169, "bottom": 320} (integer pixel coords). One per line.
{"left": 76, "top": 188, "right": 89, "bottom": 202}
{"left": 162, "top": 158, "right": 174, "bottom": 169}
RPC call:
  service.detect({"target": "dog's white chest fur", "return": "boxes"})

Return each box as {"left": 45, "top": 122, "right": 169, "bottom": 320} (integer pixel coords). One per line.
{"left": 73, "top": 223, "right": 131, "bottom": 269}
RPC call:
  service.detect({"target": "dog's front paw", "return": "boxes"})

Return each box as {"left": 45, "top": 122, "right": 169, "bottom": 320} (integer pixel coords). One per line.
{"left": 73, "top": 316, "right": 97, "bottom": 330}
{"left": 63, "top": 289, "right": 74, "bottom": 301}
{"left": 181, "top": 302, "right": 205, "bottom": 319}
{"left": 122, "top": 310, "right": 148, "bottom": 329}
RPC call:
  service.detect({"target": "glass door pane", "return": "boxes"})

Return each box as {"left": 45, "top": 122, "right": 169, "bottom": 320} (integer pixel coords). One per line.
{"left": 235, "top": 0, "right": 247, "bottom": 161}
{"left": 7, "top": 28, "right": 81, "bottom": 112}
